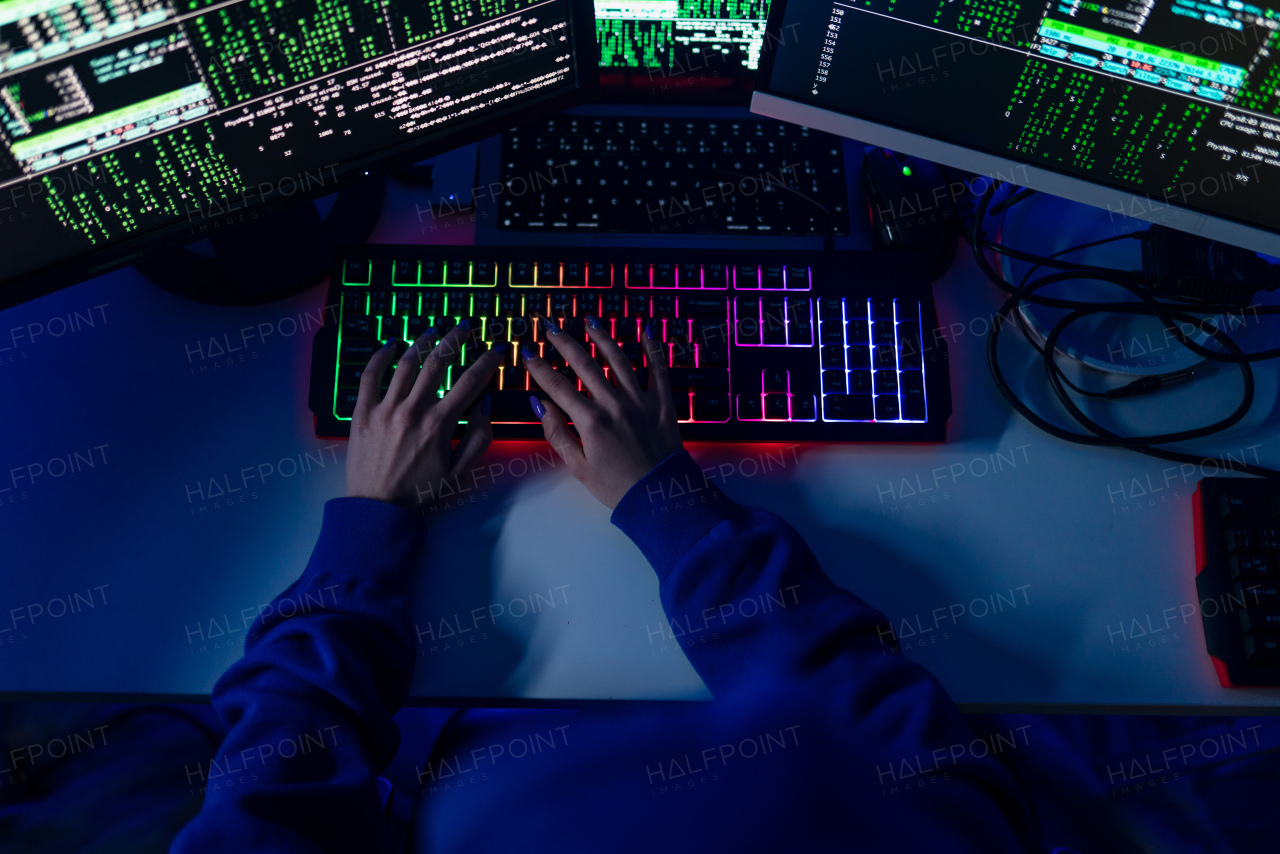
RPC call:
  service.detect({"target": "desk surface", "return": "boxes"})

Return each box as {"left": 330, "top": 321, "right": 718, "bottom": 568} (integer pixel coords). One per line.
{"left": 3, "top": 161, "right": 1279, "bottom": 713}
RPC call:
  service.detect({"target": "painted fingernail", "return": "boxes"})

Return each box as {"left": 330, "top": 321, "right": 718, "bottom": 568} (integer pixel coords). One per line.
{"left": 520, "top": 345, "right": 536, "bottom": 361}
{"left": 456, "top": 319, "right": 471, "bottom": 332}
{"left": 542, "top": 315, "right": 560, "bottom": 333}
{"left": 384, "top": 338, "right": 397, "bottom": 348}
{"left": 529, "top": 395, "right": 546, "bottom": 419}
{"left": 496, "top": 341, "right": 512, "bottom": 354}
{"left": 644, "top": 322, "right": 655, "bottom": 340}
{"left": 481, "top": 393, "right": 492, "bottom": 416}
{"left": 424, "top": 326, "right": 436, "bottom": 337}
{"left": 586, "top": 314, "right": 601, "bottom": 330}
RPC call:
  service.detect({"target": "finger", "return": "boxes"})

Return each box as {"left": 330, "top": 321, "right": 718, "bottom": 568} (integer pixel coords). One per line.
{"left": 535, "top": 396, "right": 586, "bottom": 477}
{"left": 639, "top": 321, "right": 672, "bottom": 406}
{"left": 355, "top": 339, "right": 398, "bottom": 419}
{"left": 584, "top": 314, "right": 643, "bottom": 402}
{"left": 535, "top": 314, "right": 611, "bottom": 400}
{"left": 448, "top": 394, "right": 493, "bottom": 479}
{"left": 432, "top": 341, "right": 508, "bottom": 423}
{"left": 385, "top": 326, "right": 436, "bottom": 403}
{"left": 521, "top": 344, "right": 594, "bottom": 425}
{"left": 408, "top": 323, "right": 471, "bottom": 408}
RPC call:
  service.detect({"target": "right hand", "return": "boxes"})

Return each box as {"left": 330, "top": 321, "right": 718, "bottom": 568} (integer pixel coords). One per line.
{"left": 521, "top": 314, "right": 683, "bottom": 510}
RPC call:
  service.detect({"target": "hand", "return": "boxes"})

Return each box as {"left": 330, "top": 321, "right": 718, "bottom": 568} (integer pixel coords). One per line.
{"left": 345, "top": 325, "right": 507, "bottom": 508}
{"left": 521, "top": 314, "right": 683, "bottom": 509}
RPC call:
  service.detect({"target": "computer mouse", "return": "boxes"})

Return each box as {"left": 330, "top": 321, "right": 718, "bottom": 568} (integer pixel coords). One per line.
{"left": 862, "top": 147, "right": 959, "bottom": 279}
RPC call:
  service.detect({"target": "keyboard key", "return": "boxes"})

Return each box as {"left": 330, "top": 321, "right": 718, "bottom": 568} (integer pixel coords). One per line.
{"left": 697, "top": 340, "right": 729, "bottom": 367}
{"left": 510, "top": 261, "right": 535, "bottom": 287}
{"left": 392, "top": 292, "right": 418, "bottom": 316}
{"left": 693, "top": 390, "right": 730, "bottom": 421}
{"left": 786, "top": 298, "right": 813, "bottom": 345}
{"left": 340, "top": 339, "right": 381, "bottom": 363}
{"left": 679, "top": 263, "right": 701, "bottom": 288}
{"left": 392, "top": 260, "right": 418, "bottom": 286}
{"left": 763, "top": 368, "right": 789, "bottom": 393}
{"left": 1243, "top": 633, "right": 1280, "bottom": 663}
{"left": 344, "top": 258, "right": 371, "bottom": 285}
{"left": 654, "top": 262, "right": 677, "bottom": 289}
{"left": 1238, "top": 609, "right": 1280, "bottom": 633}
{"left": 824, "top": 393, "right": 873, "bottom": 421}
{"left": 501, "top": 366, "right": 528, "bottom": 390}
{"left": 871, "top": 296, "right": 894, "bottom": 321}
{"left": 761, "top": 264, "right": 785, "bottom": 290}
{"left": 1225, "top": 527, "right": 1254, "bottom": 553}
{"left": 1261, "top": 528, "right": 1280, "bottom": 550}
{"left": 498, "top": 293, "right": 522, "bottom": 316}
{"left": 602, "top": 293, "right": 625, "bottom": 318}
{"left": 564, "top": 261, "right": 587, "bottom": 287}
{"left": 791, "top": 395, "right": 817, "bottom": 421}
{"left": 704, "top": 263, "right": 728, "bottom": 289}
{"left": 1238, "top": 581, "right": 1280, "bottom": 606}
{"left": 734, "top": 264, "right": 759, "bottom": 289}
{"left": 1230, "top": 555, "right": 1274, "bottom": 580}
{"left": 1219, "top": 494, "right": 1249, "bottom": 519}
{"left": 342, "top": 291, "right": 368, "bottom": 314}
{"left": 901, "top": 371, "right": 926, "bottom": 420}
{"left": 669, "top": 368, "right": 729, "bottom": 388}
{"left": 821, "top": 345, "right": 844, "bottom": 369}
{"left": 473, "top": 261, "right": 497, "bottom": 286}
{"left": 898, "top": 326, "right": 923, "bottom": 368}
{"left": 336, "top": 389, "right": 360, "bottom": 417}
{"left": 850, "top": 370, "right": 872, "bottom": 394}
{"left": 627, "top": 262, "right": 649, "bottom": 287}
{"left": 338, "top": 363, "right": 370, "bottom": 387}
{"left": 819, "top": 319, "right": 844, "bottom": 344}
{"left": 368, "top": 291, "right": 390, "bottom": 316}
{"left": 847, "top": 344, "right": 870, "bottom": 369}
{"left": 762, "top": 298, "right": 786, "bottom": 344}
{"left": 488, "top": 390, "right": 540, "bottom": 422}
{"left": 406, "top": 316, "right": 432, "bottom": 340}
{"left": 421, "top": 260, "right": 443, "bottom": 285}
{"left": 765, "top": 393, "right": 789, "bottom": 420}
{"left": 819, "top": 297, "right": 842, "bottom": 318}
{"left": 784, "top": 265, "right": 810, "bottom": 289}
{"left": 737, "top": 394, "right": 763, "bottom": 420}
{"left": 674, "top": 392, "right": 692, "bottom": 421}
{"left": 448, "top": 260, "right": 470, "bottom": 285}
{"left": 874, "top": 345, "right": 898, "bottom": 369}
{"left": 421, "top": 292, "right": 444, "bottom": 316}
{"left": 537, "top": 261, "right": 559, "bottom": 286}
{"left": 822, "top": 369, "right": 847, "bottom": 393}
{"left": 873, "top": 370, "right": 898, "bottom": 395}
{"left": 381, "top": 316, "right": 406, "bottom": 340}
{"left": 847, "top": 317, "right": 870, "bottom": 344}
{"left": 874, "top": 395, "right": 900, "bottom": 420}
{"left": 653, "top": 294, "right": 676, "bottom": 319}
{"left": 342, "top": 314, "right": 375, "bottom": 338}
{"left": 679, "top": 296, "right": 727, "bottom": 317}
{"left": 873, "top": 321, "right": 897, "bottom": 345}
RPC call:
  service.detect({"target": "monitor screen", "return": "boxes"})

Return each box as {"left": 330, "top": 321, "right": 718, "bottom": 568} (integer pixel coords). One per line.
{"left": 596, "top": 0, "right": 771, "bottom": 72}
{"left": 752, "top": 0, "right": 1280, "bottom": 250}
{"left": 0, "top": 0, "right": 596, "bottom": 284}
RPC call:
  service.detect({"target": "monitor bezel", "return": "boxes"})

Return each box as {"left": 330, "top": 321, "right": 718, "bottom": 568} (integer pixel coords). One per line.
{"left": 0, "top": 0, "right": 601, "bottom": 309}
{"left": 749, "top": 0, "right": 1280, "bottom": 258}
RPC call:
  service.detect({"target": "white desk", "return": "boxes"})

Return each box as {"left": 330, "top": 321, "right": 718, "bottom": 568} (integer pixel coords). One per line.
{"left": 3, "top": 166, "right": 1278, "bottom": 712}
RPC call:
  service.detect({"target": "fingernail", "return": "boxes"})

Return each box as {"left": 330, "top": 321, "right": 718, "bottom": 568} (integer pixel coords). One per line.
{"left": 644, "top": 322, "right": 654, "bottom": 340}
{"left": 542, "top": 315, "right": 560, "bottom": 333}
{"left": 586, "top": 314, "right": 601, "bottom": 329}
{"left": 496, "top": 341, "right": 512, "bottom": 354}
{"left": 457, "top": 319, "right": 471, "bottom": 331}
{"left": 520, "top": 345, "right": 535, "bottom": 361}
{"left": 424, "top": 326, "right": 436, "bottom": 337}
{"left": 481, "top": 393, "right": 492, "bottom": 416}
{"left": 384, "top": 338, "right": 397, "bottom": 348}
{"left": 529, "top": 395, "right": 546, "bottom": 419}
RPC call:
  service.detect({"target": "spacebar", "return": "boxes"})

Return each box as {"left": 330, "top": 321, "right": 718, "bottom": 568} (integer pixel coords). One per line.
{"left": 487, "top": 390, "right": 540, "bottom": 422}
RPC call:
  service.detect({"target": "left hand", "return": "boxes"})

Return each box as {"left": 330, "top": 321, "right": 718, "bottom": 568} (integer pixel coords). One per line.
{"left": 345, "top": 324, "right": 507, "bottom": 508}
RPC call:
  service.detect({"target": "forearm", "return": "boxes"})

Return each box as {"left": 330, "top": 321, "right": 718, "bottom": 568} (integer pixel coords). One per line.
{"left": 172, "top": 498, "right": 425, "bottom": 854}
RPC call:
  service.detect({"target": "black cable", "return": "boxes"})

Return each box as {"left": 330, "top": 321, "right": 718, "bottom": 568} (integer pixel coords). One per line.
{"left": 970, "top": 180, "right": 1280, "bottom": 478}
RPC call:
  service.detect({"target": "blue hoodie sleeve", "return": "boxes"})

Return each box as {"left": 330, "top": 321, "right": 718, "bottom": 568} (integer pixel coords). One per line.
{"left": 611, "top": 450, "right": 1038, "bottom": 850}
{"left": 170, "top": 497, "right": 425, "bottom": 854}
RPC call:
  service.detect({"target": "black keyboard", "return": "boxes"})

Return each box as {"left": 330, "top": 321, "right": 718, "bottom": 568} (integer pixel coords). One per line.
{"left": 1194, "top": 478, "right": 1280, "bottom": 686}
{"left": 496, "top": 116, "right": 851, "bottom": 236}
{"left": 309, "top": 246, "right": 951, "bottom": 441}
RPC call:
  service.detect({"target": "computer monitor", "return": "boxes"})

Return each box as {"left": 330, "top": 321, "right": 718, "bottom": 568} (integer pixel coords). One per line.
{"left": 749, "top": 0, "right": 1280, "bottom": 257}
{"left": 594, "top": 0, "right": 771, "bottom": 97}
{"left": 0, "top": 0, "right": 598, "bottom": 306}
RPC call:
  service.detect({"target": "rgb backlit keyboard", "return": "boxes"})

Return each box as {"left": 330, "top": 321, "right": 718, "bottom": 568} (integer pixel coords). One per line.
{"left": 309, "top": 246, "right": 951, "bottom": 441}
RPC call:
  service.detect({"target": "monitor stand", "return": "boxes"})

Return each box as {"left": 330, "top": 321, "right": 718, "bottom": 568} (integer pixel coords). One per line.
{"left": 136, "top": 176, "right": 386, "bottom": 306}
